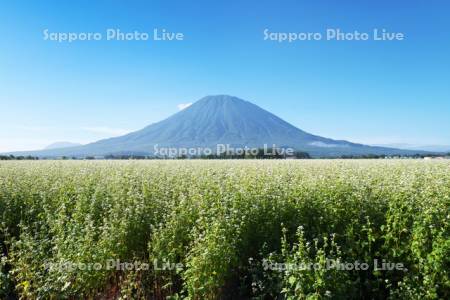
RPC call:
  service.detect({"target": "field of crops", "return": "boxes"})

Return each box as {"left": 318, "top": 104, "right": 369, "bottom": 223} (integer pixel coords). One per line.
{"left": 0, "top": 160, "right": 449, "bottom": 299}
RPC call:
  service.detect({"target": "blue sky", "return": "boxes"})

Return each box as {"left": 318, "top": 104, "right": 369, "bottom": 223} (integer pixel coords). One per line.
{"left": 1, "top": 0, "right": 449, "bottom": 151}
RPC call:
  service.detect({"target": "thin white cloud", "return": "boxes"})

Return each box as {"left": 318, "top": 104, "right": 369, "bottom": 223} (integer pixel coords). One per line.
{"left": 309, "top": 141, "right": 348, "bottom": 148}
{"left": 355, "top": 138, "right": 448, "bottom": 147}
{"left": 177, "top": 102, "right": 192, "bottom": 110}
{"left": 81, "top": 126, "right": 131, "bottom": 136}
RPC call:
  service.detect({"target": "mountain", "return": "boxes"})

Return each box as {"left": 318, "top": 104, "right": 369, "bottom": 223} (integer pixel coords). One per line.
{"left": 44, "top": 141, "right": 83, "bottom": 150}
{"left": 4, "top": 95, "right": 428, "bottom": 158}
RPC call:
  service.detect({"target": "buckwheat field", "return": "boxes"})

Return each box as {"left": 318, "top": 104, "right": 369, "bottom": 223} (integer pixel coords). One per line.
{"left": 0, "top": 160, "right": 449, "bottom": 299}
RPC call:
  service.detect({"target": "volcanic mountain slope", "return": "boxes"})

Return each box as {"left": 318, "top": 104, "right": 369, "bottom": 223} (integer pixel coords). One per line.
{"left": 6, "top": 95, "right": 425, "bottom": 157}
{"left": 44, "top": 141, "right": 82, "bottom": 149}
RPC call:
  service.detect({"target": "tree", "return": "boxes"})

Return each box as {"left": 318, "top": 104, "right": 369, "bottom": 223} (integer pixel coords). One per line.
{"left": 294, "top": 151, "right": 310, "bottom": 159}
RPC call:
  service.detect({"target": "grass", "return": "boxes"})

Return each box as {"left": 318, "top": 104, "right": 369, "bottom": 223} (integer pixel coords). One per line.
{"left": 0, "top": 160, "right": 449, "bottom": 299}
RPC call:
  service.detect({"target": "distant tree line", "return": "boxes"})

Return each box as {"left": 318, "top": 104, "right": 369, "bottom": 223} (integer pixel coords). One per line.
{"left": 0, "top": 155, "right": 39, "bottom": 160}
{"left": 4, "top": 152, "right": 446, "bottom": 161}
{"left": 194, "top": 148, "right": 310, "bottom": 159}
{"left": 104, "top": 154, "right": 151, "bottom": 160}
{"left": 339, "top": 154, "right": 388, "bottom": 159}
{"left": 338, "top": 153, "right": 448, "bottom": 159}
{"left": 102, "top": 149, "right": 311, "bottom": 160}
